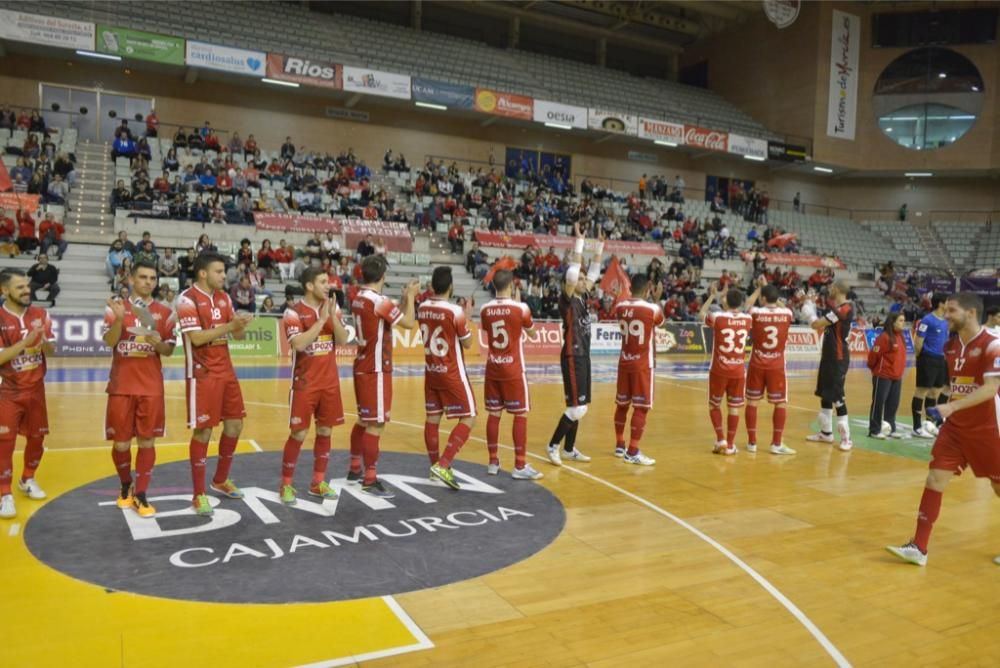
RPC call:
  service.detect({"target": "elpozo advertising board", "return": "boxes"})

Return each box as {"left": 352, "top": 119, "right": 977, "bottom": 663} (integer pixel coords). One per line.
{"left": 343, "top": 66, "right": 411, "bottom": 99}
{"left": 266, "top": 53, "right": 342, "bottom": 89}
{"left": 728, "top": 133, "right": 768, "bottom": 160}
{"left": 588, "top": 109, "right": 638, "bottom": 135}
{"left": 0, "top": 9, "right": 94, "bottom": 50}
{"left": 638, "top": 118, "right": 685, "bottom": 144}
{"left": 97, "top": 24, "right": 185, "bottom": 65}
{"left": 412, "top": 78, "right": 475, "bottom": 109}
{"left": 186, "top": 41, "right": 266, "bottom": 77}
{"left": 533, "top": 100, "right": 587, "bottom": 129}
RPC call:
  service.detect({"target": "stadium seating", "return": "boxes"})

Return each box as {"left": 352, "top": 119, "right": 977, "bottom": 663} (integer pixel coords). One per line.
{"left": 931, "top": 221, "right": 984, "bottom": 270}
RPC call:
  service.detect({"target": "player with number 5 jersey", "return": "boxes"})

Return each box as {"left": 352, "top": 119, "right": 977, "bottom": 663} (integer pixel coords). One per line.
{"left": 700, "top": 283, "right": 754, "bottom": 455}
{"left": 745, "top": 281, "right": 796, "bottom": 455}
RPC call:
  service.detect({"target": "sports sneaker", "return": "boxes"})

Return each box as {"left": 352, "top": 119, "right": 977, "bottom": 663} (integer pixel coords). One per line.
{"left": 17, "top": 478, "right": 46, "bottom": 500}
{"left": 869, "top": 432, "right": 886, "bottom": 440}
{"left": 308, "top": 481, "right": 338, "bottom": 500}
{"left": 922, "top": 420, "right": 940, "bottom": 436}
{"left": 806, "top": 432, "right": 834, "bottom": 443}
{"left": 563, "top": 448, "right": 591, "bottom": 462}
{"left": 770, "top": 443, "right": 797, "bottom": 456}
{"left": 715, "top": 444, "right": 737, "bottom": 456}
{"left": 838, "top": 440, "right": 854, "bottom": 452}
{"left": 614, "top": 447, "right": 626, "bottom": 458}
{"left": 430, "top": 464, "right": 461, "bottom": 490}
{"left": 886, "top": 542, "right": 927, "bottom": 566}
{"left": 116, "top": 482, "right": 133, "bottom": 509}
{"left": 192, "top": 494, "right": 213, "bottom": 516}
{"left": 547, "top": 445, "right": 562, "bottom": 466}
{"left": 913, "top": 428, "right": 934, "bottom": 439}
{"left": 132, "top": 493, "right": 156, "bottom": 518}
{"left": 362, "top": 480, "right": 395, "bottom": 499}
{"left": 712, "top": 439, "right": 729, "bottom": 453}
{"left": 746, "top": 443, "right": 758, "bottom": 454}
{"left": 210, "top": 479, "right": 244, "bottom": 499}
{"left": 993, "top": 555, "right": 1000, "bottom": 566}
{"left": 889, "top": 431, "right": 905, "bottom": 439}
{"left": 280, "top": 484, "right": 297, "bottom": 505}
{"left": 486, "top": 462, "right": 501, "bottom": 476}
{"left": 512, "top": 464, "right": 544, "bottom": 480}
{"left": 623, "top": 451, "right": 656, "bottom": 466}
{"left": 0, "top": 494, "right": 15, "bottom": 519}
{"left": 346, "top": 469, "right": 363, "bottom": 483}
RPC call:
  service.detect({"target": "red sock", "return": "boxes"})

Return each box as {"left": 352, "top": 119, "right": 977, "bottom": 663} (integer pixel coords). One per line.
{"left": 0, "top": 438, "right": 15, "bottom": 495}
{"left": 439, "top": 423, "right": 472, "bottom": 469}
{"left": 424, "top": 421, "right": 440, "bottom": 465}
{"left": 772, "top": 406, "right": 787, "bottom": 446}
{"left": 21, "top": 436, "right": 44, "bottom": 480}
{"left": 486, "top": 414, "right": 501, "bottom": 465}
{"left": 709, "top": 406, "right": 724, "bottom": 441}
{"left": 512, "top": 415, "right": 528, "bottom": 470}
{"left": 362, "top": 432, "right": 380, "bottom": 485}
{"left": 111, "top": 448, "right": 132, "bottom": 484}
{"left": 614, "top": 404, "right": 629, "bottom": 448}
{"left": 189, "top": 438, "right": 209, "bottom": 496}
{"left": 745, "top": 404, "right": 758, "bottom": 445}
{"left": 281, "top": 436, "right": 304, "bottom": 486}
{"left": 913, "top": 487, "right": 943, "bottom": 553}
{"left": 727, "top": 413, "right": 740, "bottom": 447}
{"left": 312, "top": 434, "right": 331, "bottom": 485}
{"left": 349, "top": 424, "right": 365, "bottom": 474}
{"left": 134, "top": 447, "right": 155, "bottom": 494}
{"left": 212, "top": 434, "right": 239, "bottom": 485}
{"left": 627, "top": 407, "right": 648, "bottom": 456}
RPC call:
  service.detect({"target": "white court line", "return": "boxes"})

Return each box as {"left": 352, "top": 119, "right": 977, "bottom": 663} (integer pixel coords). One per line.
{"left": 45, "top": 389, "right": 849, "bottom": 666}
{"left": 8, "top": 523, "right": 20, "bottom": 537}
{"left": 248, "top": 439, "right": 263, "bottom": 452}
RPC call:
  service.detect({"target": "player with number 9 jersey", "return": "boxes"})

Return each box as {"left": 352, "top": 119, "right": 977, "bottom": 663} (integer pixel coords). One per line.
{"left": 747, "top": 303, "right": 794, "bottom": 403}
{"left": 418, "top": 298, "right": 476, "bottom": 418}
{"left": 613, "top": 297, "right": 664, "bottom": 408}
{"left": 480, "top": 296, "right": 533, "bottom": 413}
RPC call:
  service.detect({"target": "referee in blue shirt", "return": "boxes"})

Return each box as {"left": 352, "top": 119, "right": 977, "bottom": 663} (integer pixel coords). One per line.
{"left": 912, "top": 294, "right": 950, "bottom": 438}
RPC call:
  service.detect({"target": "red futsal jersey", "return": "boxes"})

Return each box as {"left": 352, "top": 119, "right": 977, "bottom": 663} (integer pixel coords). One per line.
{"left": 613, "top": 298, "right": 664, "bottom": 371}
{"left": 748, "top": 305, "right": 794, "bottom": 369}
{"left": 480, "top": 298, "right": 533, "bottom": 381}
{"left": 417, "top": 298, "right": 473, "bottom": 388}
{"left": 176, "top": 285, "right": 237, "bottom": 378}
{"left": 351, "top": 288, "right": 403, "bottom": 375}
{"left": 707, "top": 310, "right": 752, "bottom": 378}
{"left": 943, "top": 329, "right": 1000, "bottom": 438}
{"left": 283, "top": 300, "right": 342, "bottom": 390}
{"left": 0, "top": 304, "right": 52, "bottom": 397}
{"left": 103, "top": 298, "right": 176, "bottom": 396}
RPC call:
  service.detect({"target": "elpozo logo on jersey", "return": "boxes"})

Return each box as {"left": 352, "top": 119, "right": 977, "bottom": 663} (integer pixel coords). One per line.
{"left": 24, "top": 451, "right": 565, "bottom": 604}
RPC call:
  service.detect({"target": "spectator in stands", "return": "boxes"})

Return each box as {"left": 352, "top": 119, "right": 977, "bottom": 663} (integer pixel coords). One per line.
{"left": 448, "top": 219, "right": 465, "bottom": 254}
{"left": 190, "top": 196, "right": 208, "bottom": 223}
{"left": 28, "top": 253, "right": 59, "bottom": 306}
{"left": 227, "top": 132, "right": 243, "bottom": 155}
{"left": 173, "top": 127, "right": 188, "bottom": 149}
{"left": 187, "top": 128, "right": 204, "bottom": 151}
{"left": 10, "top": 157, "right": 31, "bottom": 184}
{"left": 28, "top": 111, "right": 45, "bottom": 133}
{"left": 16, "top": 209, "right": 37, "bottom": 254}
{"left": 112, "top": 132, "right": 136, "bottom": 162}
{"left": 274, "top": 239, "right": 294, "bottom": 282}
{"left": 320, "top": 231, "right": 340, "bottom": 260}
{"left": 114, "top": 119, "right": 133, "bottom": 140}
{"left": 197, "top": 168, "right": 217, "bottom": 193}
{"left": 256, "top": 239, "right": 276, "bottom": 277}
{"left": 132, "top": 173, "right": 152, "bottom": 208}
{"left": 178, "top": 248, "right": 196, "bottom": 287}
{"left": 243, "top": 134, "right": 257, "bottom": 159}
{"left": 136, "top": 137, "right": 152, "bottom": 162}
{"left": 260, "top": 295, "right": 282, "bottom": 315}
{"left": 0, "top": 209, "right": 14, "bottom": 249}
{"left": 204, "top": 129, "right": 221, "bottom": 152}
{"left": 143, "top": 109, "right": 158, "bottom": 137}
{"left": 225, "top": 261, "right": 245, "bottom": 290}
{"left": 898, "top": 203, "right": 908, "bottom": 221}
{"left": 38, "top": 213, "right": 66, "bottom": 260}
{"left": 280, "top": 136, "right": 295, "bottom": 160}
{"left": 159, "top": 247, "right": 179, "bottom": 281}
{"left": 199, "top": 122, "right": 212, "bottom": 139}
{"left": 356, "top": 234, "right": 375, "bottom": 259}
{"left": 134, "top": 240, "right": 158, "bottom": 267}
{"left": 163, "top": 148, "right": 180, "bottom": 172}
{"left": 195, "top": 233, "right": 216, "bottom": 256}
{"left": 22, "top": 133, "right": 40, "bottom": 159}
{"left": 106, "top": 240, "right": 131, "bottom": 283}
{"left": 230, "top": 275, "right": 256, "bottom": 313}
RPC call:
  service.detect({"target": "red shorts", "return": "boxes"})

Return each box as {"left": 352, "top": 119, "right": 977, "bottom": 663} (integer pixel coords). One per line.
{"left": 425, "top": 378, "right": 477, "bottom": 419}
{"left": 105, "top": 394, "right": 166, "bottom": 441}
{"left": 929, "top": 424, "right": 1000, "bottom": 482}
{"left": 0, "top": 386, "right": 48, "bottom": 439}
{"left": 186, "top": 373, "right": 246, "bottom": 429}
{"left": 354, "top": 372, "right": 392, "bottom": 423}
{"left": 484, "top": 374, "right": 530, "bottom": 414}
{"left": 289, "top": 386, "right": 345, "bottom": 430}
{"left": 709, "top": 372, "right": 746, "bottom": 407}
{"left": 616, "top": 368, "right": 654, "bottom": 408}
{"left": 746, "top": 364, "right": 787, "bottom": 403}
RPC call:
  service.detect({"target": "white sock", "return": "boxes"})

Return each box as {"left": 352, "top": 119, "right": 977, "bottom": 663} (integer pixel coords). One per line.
{"left": 819, "top": 408, "right": 833, "bottom": 433}
{"left": 837, "top": 414, "right": 850, "bottom": 441}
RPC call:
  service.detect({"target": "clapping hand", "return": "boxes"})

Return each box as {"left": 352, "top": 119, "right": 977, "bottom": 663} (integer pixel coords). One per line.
{"left": 106, "top": 296, "right": 125, "bottom": 321}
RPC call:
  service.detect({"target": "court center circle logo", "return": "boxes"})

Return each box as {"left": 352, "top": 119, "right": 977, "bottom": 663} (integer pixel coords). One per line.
{"left": 25, "top": 451, "right": 566, "bottom": 603}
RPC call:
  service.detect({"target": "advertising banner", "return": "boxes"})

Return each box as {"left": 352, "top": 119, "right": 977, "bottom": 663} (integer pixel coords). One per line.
{"left": 848, "top": 323, "right": 869, "bottom": 356}
{"left": 787, "top": 326, "right": 821, "bottom": 356}
{"left": 0, "top": 193, "right": 41, "bottom": 214}
{"left": 343, "top": 66, "right": 411, "bottom": 99}
{"left": 474, "top": 89, "right": 533, "bottom": 120}
{"left": 96, "top": 25, "right": 184, "bottom": 64}
{"left": 739, "top": 251, "right": 846, "bottom": 270}
{"left": 767, "top": 141, "right": 807, "bottom": 163}
{"left": 683, "top": 125, "right": 729, "bottom": 153}
{"left": 0, "top": 10, "right": 94, "bottom": 50}
{"left": 638, "top": 118, "right": 685, "bottom": 143}
{"left": 48, "top": 314, "right": 111, "bottom": 357}
{"left": 185, "top": 41, "right": 265, "bottom": 77}
{"left": 412, "top": 78, "right": 475, "bottom": 109}
{"left": 727, "top": 133, "right": 768, "bottom": 159}
{"left": 533, "top": 100, "right": 587, "bottom": 129}
{"left": 266, "top": 53, "right": 342, "bottom": 89}
{"left": 588, "top": 109, "right": 638, "bottom": 135}
{"left": 342, "top": 220, "right": 413, "bottom": 253}
{"left": 474, "top": 231, "right": 665, "bottom": 257}
{"left": 228, "top": 317, "right": 279, "bottom": 357}
{"left": 864, "top": 328, "right": 915, "bottom": 354}
{"left": 255, "top": 214, "right": 341, "bottom": 234}
{"left": 590, "top": 323, "right": 709, "bottom": 355}
{"left": 827, "top": 9, "right": 860, "bottom": 140}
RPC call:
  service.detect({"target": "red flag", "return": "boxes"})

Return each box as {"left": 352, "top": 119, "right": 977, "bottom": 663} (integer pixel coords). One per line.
{"left": 599, "top": 255, "right": 631, "bottom": 301}
{"left": 768, "top": 232, "right": 798, "bottom": 249}
{"left": 483, "top": 255, "right": 518, "bottom": 286}
{"left": 0, "top": 160, "right": 11, "bottom": 193}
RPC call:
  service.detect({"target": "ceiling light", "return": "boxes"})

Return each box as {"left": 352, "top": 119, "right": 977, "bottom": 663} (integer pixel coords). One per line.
{"left": 76, "top": 50, "right": 121, "bottom": 61}
{"left": 972, "top": 85, "right": 980, "bottom": 91}
{"left": 885, "top": 127, "right": 893, "bottom": 132}
{"left": 654, "top": 140, "right": 678, "bottom": 147}
{"left": 904, "top": 172, "right": 933, "bottom": 177}
{"left": 813, "top": 166, "right": 834, "bottom": 173}
{"left": 938, "top": 72, "right": 947, "bottom": 78}
{"left": 261, "top": 78, "right": 299, "bottom": 88}
{"left": 744, "top": 155, "right": 766, "bottom": 161}
{"left": 415, "top": 101, "right": 447, "bottom": 111}
{"left": 544, "top": 122, "right": 572, "bottom": 130}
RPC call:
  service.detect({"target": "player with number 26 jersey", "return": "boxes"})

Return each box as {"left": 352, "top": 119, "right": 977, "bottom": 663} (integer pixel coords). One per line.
{"left": 417, "top": 298, "right": 476, "bottom": 418}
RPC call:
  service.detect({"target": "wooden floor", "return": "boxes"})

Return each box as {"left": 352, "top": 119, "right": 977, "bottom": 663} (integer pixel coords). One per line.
{"left": 4, "top": 356, "right": 1000, "bottom": 667}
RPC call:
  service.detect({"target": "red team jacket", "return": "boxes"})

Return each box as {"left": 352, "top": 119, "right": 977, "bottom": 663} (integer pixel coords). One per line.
{"left": 867, "top": 330, "right": 906, "bottom": 380}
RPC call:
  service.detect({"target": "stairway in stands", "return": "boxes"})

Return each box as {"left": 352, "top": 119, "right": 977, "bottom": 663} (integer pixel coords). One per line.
{"left": 68, "top": 140, "right": 115, "bottom": 243}
{"left": 911, "top": 218, "right": 954, "bottom": 273}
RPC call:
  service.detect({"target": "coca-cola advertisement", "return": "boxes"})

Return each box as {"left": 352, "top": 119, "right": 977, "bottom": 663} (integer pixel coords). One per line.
{"left": 684, "top": 125, "right": 729, "bottom": 153}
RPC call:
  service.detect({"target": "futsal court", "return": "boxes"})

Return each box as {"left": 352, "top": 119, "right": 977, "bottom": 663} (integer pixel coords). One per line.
{"left": 3, "top": 353, "right": 1000, "bottom": 668}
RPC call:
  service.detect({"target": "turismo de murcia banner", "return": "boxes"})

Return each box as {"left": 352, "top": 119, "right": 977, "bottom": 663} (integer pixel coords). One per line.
{"left": 827, "top": 9, "right": 860, "bottom": 141}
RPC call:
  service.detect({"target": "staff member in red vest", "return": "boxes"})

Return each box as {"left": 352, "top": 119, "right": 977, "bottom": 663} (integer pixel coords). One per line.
{"left": 867, "top": 312, "right": 908, "bottom": 439}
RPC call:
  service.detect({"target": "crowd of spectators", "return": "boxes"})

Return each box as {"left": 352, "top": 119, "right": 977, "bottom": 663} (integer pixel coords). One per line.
{"left": 0, "top": 207, "right": 68, "bottom": 259}
{"left": 1, "top": 107, "right": 77, "bottom": 205}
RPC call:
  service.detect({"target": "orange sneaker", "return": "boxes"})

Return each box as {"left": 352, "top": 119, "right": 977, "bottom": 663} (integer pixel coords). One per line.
{"left": 115, "top": 482, "right": 133, "bottom": 509}
{"left": 210, "top": 479, "right": 244, "bottom": 499}
{"left": 132, "top": 492, "right": 156, "bottom": 518}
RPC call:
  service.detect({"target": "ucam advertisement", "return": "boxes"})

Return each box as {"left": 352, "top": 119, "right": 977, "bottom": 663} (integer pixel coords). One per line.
{"left": 474, "top": 89, "right": 533, "bottom": 120}
{"left": 827, "top": 9, "right": 860, "bottom": 140}
{"left": 532, "top": 100, "right": 588, "bottom": 129}
{"left": 185, "top": 41, "right": 265, "bottom": 77}
{"left": 588, "top": 109, "right": 638, "bottom": 135}
{"left": 342, "top": 66, "right": 411, "bottom": 99}
{"left": 266, "top": 53, "right": 342, "bottom": 89}
{"left": 727, "top": 133, "right": 768, "bottom": 160}
{"left": 97, "top": 25, "right": 185, "bottom": 65}
{"left": 638, "top": 118, "right": 685, "bottom": 144}
{"left": 0, "top": 9, "right": 94, "bottom": 50}
{"left": 412, "top": 78, "right": 475, "bottom": 109}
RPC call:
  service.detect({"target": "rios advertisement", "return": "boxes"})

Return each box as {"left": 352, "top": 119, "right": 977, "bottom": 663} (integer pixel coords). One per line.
{"left": 97, "top": 24, "right": 185, "bottom": 64}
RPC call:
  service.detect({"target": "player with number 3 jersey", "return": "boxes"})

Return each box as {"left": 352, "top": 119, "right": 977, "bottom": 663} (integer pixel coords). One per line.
{"left": 700, "top": 283, "right": 753, "bottom": 455}
{"left": 745, "top": 282, "right": 796, "bottom": 455}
